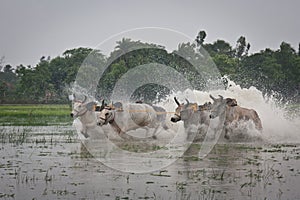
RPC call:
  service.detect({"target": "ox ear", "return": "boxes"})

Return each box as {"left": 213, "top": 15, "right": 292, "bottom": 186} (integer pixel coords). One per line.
{"left": 174, "top": 97, "right": 180, "bottom": 106}
{"left": 209, "top": 94, "right": 216, "bottom": 102}
{"left": 86, "top": 102, "right": 96, "bottom": 111}
{"left": 95, "top": 105, "right": 101, "bottom": 111}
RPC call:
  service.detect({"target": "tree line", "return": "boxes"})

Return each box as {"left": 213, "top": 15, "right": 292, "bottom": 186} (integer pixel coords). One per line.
{"left": 0, "top": 31, "right": 299, "bottom": 104}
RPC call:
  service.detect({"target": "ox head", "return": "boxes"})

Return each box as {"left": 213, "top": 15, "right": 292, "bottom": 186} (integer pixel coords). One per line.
{"left": 171, "top": 97, "right": 198, "bottom": 123}
{"left": 70, "top": 95, "right": 96, "bottom": 118}
{"left": 97, "top": 100, "right": 115, "bottom": 126}
{"left": 209, "top": 95, "right": 238, "bottom": 119}
{"left": 209, "top": 95, "right": 226, "bottom": 119}
{"left": 226, "top": 98, "right": 238, "bottom": 107}
{"left": 198, "top": 102, "right": 212, "bottom": 111}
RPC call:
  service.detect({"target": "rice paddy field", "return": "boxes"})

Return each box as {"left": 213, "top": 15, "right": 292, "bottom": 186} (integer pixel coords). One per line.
{"left": 0, "top": 104, "right": 300, "bottom": 199}
{"left": 0, "top": 104, "right": 72, "bottom": 126}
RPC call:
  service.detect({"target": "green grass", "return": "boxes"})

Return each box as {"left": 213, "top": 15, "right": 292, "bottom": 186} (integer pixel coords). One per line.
{"left": 0, "top": 104, "right": 72, "bottom": 126}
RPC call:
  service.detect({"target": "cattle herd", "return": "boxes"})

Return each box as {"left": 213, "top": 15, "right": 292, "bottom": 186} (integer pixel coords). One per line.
{"left": 70, "top": 94, "right": 263, "bottom": 140}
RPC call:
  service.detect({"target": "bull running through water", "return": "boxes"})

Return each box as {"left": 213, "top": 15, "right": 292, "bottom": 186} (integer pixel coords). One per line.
{"left": 96, "top": 100, "right": 168, "bottom": 139}
{"left": 170, "top": 95, "right": 262, "bottom": 141}
{"left": 170, "top": 97, "right": 211, "bottom": 141}
{"left": 70, "top": 95, "right": 97, "bottom": 138}
{"left": 209, "top": 95, "right": 263, "bottom": 139}
{"left": 69, "top": 93, "right": 263, "bottom": 141}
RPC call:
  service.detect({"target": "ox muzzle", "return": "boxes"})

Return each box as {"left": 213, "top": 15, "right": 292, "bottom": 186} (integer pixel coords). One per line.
{"left": 171, "top": 115, "right": 181, "bottom": 123}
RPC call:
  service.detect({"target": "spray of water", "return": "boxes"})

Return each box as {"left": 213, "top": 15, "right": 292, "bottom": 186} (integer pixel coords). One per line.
{"left": 159, "top": 77, "right": 300, "bottom": 144}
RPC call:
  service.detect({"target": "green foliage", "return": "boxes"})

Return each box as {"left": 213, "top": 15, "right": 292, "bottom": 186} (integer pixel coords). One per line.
{"left": 0, "top": 64, "right": 17, "bottom": 101}
{"left": 235, "top": 36, "right": 250, "bottom": 59}
{"left": 98, "top": 45, "right": 205, "bottom": 101}
{"left": 203, "top": 40, "right": 233, "bottom": 57}
{"left": 213, "top": 54, "right": 238, "bottom": 76}
{"left": 239, "top": 43, "right": 300, "bottom": 99}
{"left": 1, "top": 33, "right": 299, "bottom": 104}
{"left": 2, "top": 48, "right": 95, "bottom": 103}
{"left": 195, "top": 30, "right": 207, "bottom": 46}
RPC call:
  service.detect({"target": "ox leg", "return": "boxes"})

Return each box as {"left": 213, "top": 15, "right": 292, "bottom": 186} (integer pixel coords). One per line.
{"left": 144, "top": 126, "right": 158, "bottom": 139}
{"left": 81, "top": 126, "right": 89, "bottom": 138}
{"left": 119, "top": 133, "right": 135, "bottom": 140}
{"left": 254, "top": 119, "right": 263, "bottom": 132}
{"left": 141, "top": 127, "right": 151, "bottom": 138}
{"left": 153, "top": 122, "right": 165, "bottom": 139}
{"left": 224, "top": 128, "right": 230, "bottom": 140}
{"left": 152, "top": 126, "right": 159, "bottom": 139}
{"left": 224, "top": 123, "right": 231, "bottom": 140}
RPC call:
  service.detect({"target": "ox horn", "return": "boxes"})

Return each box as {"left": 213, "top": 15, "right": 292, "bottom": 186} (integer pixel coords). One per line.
{"left": 174, "top": 97, "right": 180, "bottom": 106}
{"left": 218, "top": 95, "right": 224, "bottom": 100}
{"left": 73, "top": 93, "right": 81, "bottom": 102}
{"left": 82, "top": 95, "right": 87, "bottom": 103}
{"left": 101, "top": 99, "right": 105, "bottom": 107}
{"left": 185, "top": 98, "right": 190, "bottom": 105}
{"left": 209, "top": 94, "right": 216, "bottom": 101}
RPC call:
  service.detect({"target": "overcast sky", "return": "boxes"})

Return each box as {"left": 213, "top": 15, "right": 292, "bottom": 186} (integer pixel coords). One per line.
{"left": 1, "top": 0, "right": 299, "bottom": 67}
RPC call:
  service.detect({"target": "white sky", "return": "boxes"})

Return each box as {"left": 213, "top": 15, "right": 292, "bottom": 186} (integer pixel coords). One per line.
{"left": 0, "top": 0, "right": 299, "bottom": 67}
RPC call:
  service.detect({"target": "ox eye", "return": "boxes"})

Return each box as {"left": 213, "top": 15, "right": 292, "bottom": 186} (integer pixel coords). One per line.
{"left": 105, "top": 113, "right": 109, "bottom": 116}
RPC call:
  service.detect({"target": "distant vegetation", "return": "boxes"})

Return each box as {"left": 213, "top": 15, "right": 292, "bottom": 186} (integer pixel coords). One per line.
{"left": 0, "top": 104, "right": 71, "bottom": 126}
{"left": 0, "top": 31, "right": 299, "bottom": 104}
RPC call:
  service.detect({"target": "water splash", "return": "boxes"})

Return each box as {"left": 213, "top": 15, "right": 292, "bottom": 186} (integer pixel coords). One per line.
{"left": 159, "top": 77, "right": 300, "bottom": 143}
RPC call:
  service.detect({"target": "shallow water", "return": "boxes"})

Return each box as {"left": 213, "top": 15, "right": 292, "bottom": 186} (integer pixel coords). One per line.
{"left": 2, "top": 79, "right": 300, "bottom": 199}
{"left": 0, "top": 125, "right": 300, "bottom": 199}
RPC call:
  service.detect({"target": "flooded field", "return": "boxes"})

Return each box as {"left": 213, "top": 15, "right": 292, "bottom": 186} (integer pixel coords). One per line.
{"left": 1, "top": 80, "right": 300, "bottom": 199}
{"left": 1, "top": 125, "right": 300, "bottom": 199}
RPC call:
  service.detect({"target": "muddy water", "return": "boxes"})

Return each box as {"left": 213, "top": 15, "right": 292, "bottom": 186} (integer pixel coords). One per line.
{"left": 0, "top": 126, "right": 300, "bottom": 199}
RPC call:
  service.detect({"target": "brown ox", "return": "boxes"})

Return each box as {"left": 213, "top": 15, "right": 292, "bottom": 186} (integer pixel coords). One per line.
{"left": 209, "top": 95, "right": 262, "bottom": 139}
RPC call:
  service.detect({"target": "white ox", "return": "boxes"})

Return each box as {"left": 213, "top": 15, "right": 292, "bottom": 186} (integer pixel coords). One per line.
{"left": 70, "top": 95, "right": 97, "bottom": 138}
{"left": 97, "top": 101, "right": 161, "bottom": 138}
{"left": 209, "top": 95, "right": 263, "bottom": 139}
